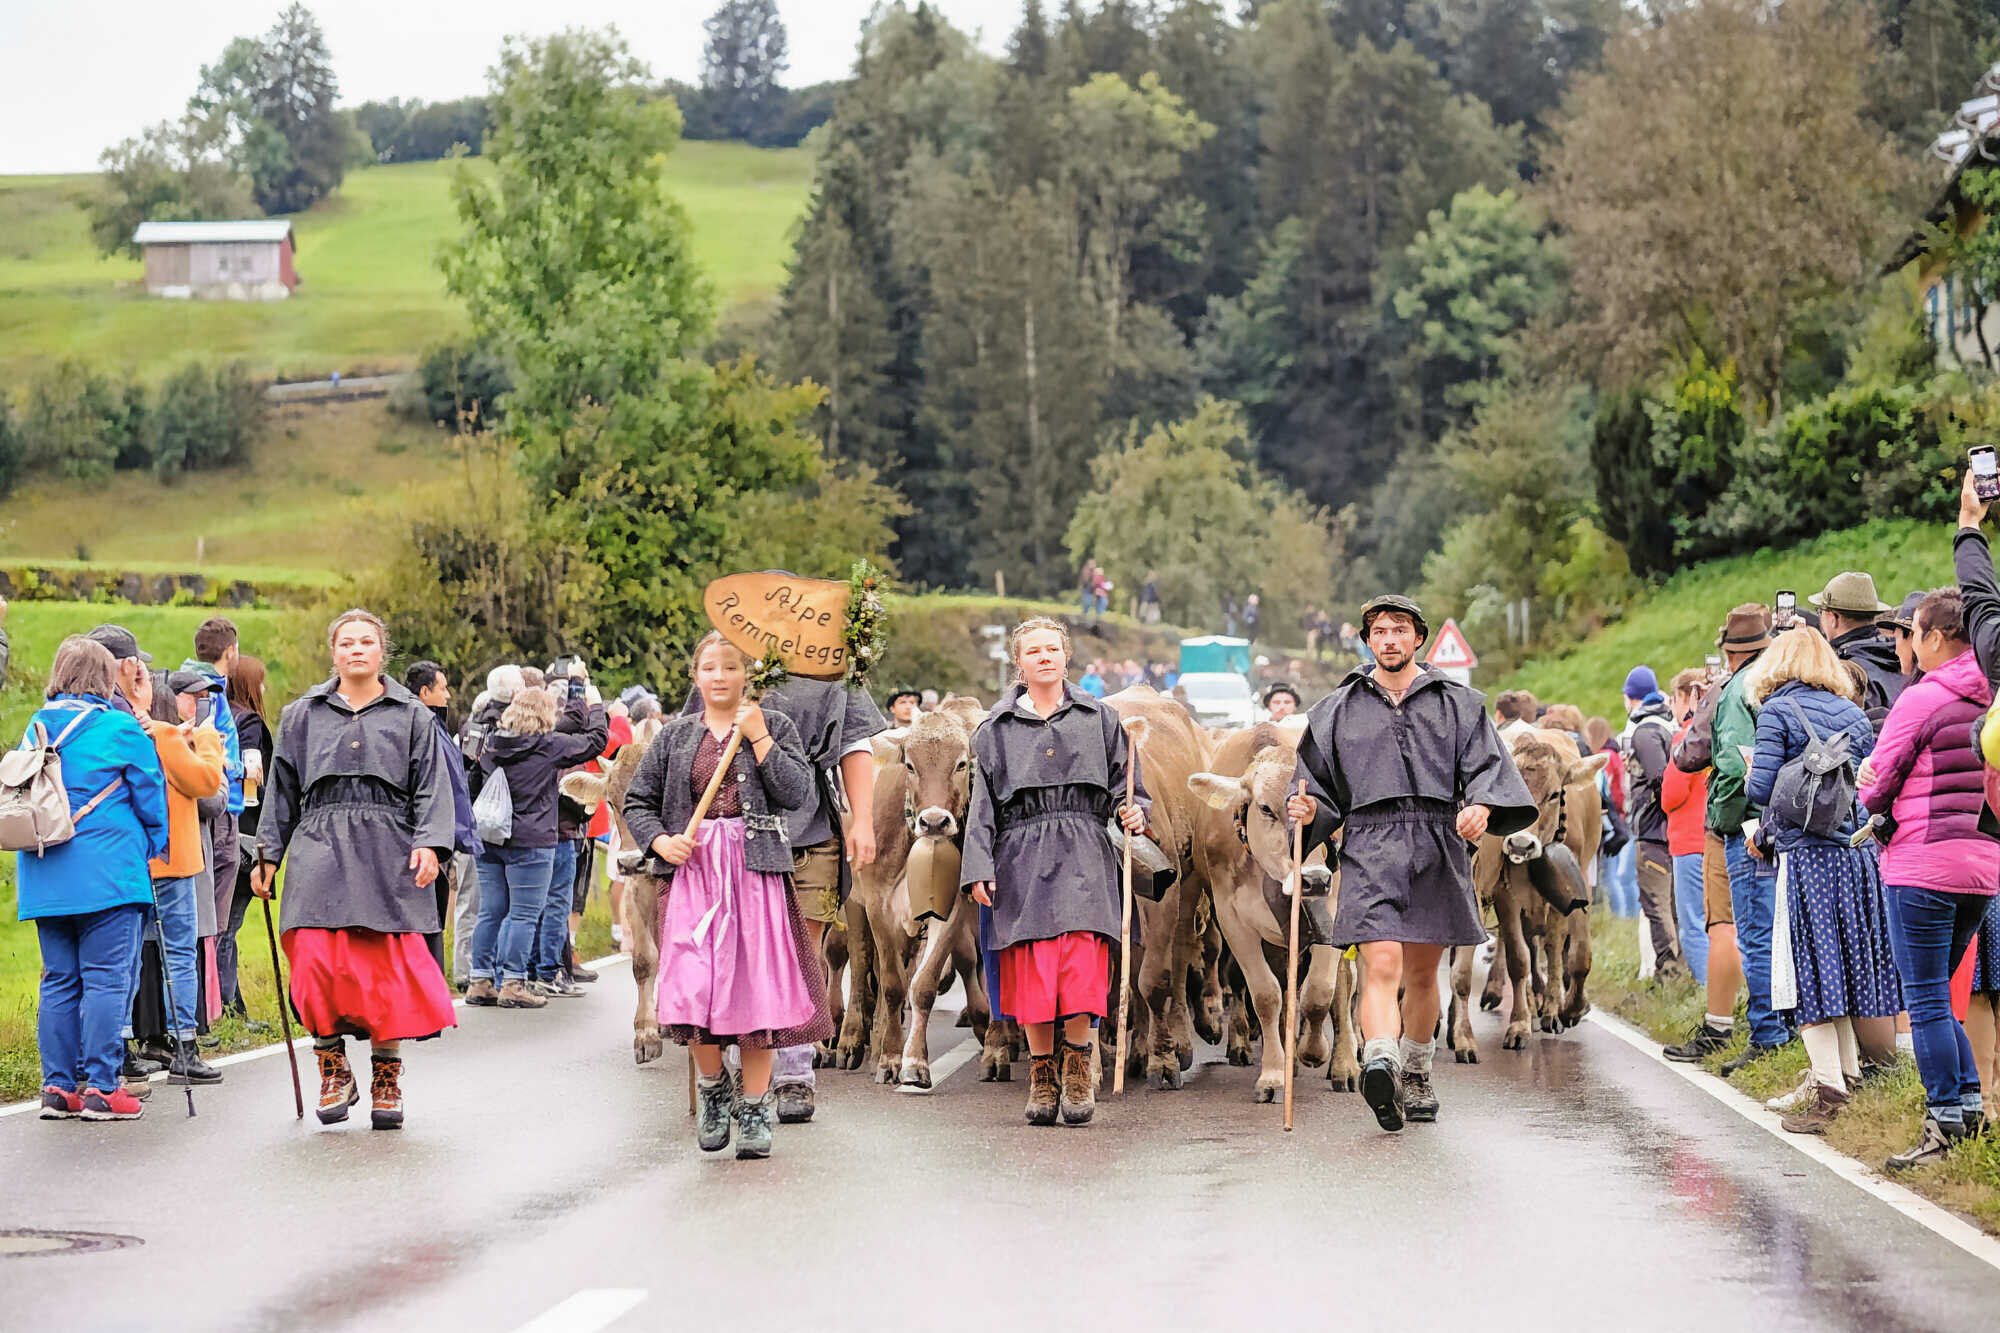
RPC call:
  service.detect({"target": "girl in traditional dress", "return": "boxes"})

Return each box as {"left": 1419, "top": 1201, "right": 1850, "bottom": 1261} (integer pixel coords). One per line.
{"left": 620, "top": 633, "right": 831, "bottom": 1160}
{"left": 252, "top": 609, "right": 457, "bottom": 1130}
{"left": 962, "top": 617, "right": 1150, "bottom": 1128}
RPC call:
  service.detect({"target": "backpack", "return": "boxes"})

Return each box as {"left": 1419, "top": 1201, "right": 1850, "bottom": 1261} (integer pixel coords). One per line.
{"left": 460, "top": 713, "right": 494, "bottom": 769}
{"left": 1766, "top": 700, "right": 1858, "bottom": 839}
{"left": 0, "top": 709, "right": 124, "bottom": 855}
{"left": 473, "top": 763, "right": 513, "bottom": 844}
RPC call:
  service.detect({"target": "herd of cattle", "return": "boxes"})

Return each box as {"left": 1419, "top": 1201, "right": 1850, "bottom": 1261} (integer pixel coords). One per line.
{"left": 590, "top": 687, "right": 1609, "bottom": 1099}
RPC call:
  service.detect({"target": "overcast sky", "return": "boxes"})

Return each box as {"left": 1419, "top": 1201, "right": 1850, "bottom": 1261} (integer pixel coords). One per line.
{"left": 0, "top": 1, "right": 1018, "bottom": 174}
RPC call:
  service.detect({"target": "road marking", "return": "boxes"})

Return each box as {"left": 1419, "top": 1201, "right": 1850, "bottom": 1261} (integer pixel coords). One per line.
{"left": 0, "top": 953, "right": 637, "bottom": 1120}
{"left": 509, "top": 1288, "right": 647, "bottom": 1333}
{"left": 1585, "top": 1007, "right": 2000, "bottom": 1274}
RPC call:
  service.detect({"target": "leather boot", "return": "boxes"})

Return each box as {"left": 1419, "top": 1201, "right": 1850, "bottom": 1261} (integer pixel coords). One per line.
{"left": 1025, "top": 1053, "right": 1060, "bottom": 1126}
{"left": 166, "top": 1037, "right": 223, "bottom": 1085}
{"left": 1059, "top": 1041, "right": 1097, "bottom": 1125}
{"left": 316, "top": 1045, "right": 358, "bottom": 1124}
{"left": 122, "top": 1041, "right": 164, "bottom": 1079}
{"left": 369, "top": 1055, "right": 404, "bottom": 1130}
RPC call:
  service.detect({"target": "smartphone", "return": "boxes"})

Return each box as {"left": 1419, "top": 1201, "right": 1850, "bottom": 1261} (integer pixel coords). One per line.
{"left": 1774, "top": 590, "right": 1796, "bottom": 630}
{"left": 1973, "top": 445, "right": 2000, "bottom": 503}
{"left": 1706, "top": 653, "right": 1724, "bottom": 684}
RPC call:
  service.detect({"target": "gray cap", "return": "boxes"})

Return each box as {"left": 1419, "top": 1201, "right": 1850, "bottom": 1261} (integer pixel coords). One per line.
{"left": 167, "top": 668, "right": 221, "bottom": 695}
{"left": 86, "top": 624, "right": 152, "bottom": 664}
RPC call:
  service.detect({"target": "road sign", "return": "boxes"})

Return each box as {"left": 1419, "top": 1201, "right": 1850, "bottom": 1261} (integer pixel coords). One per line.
{"left": 1426, "top": 619, "right": 1479, "bottom": 670}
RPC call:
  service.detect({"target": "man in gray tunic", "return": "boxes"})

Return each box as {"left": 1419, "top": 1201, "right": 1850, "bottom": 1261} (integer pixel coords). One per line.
{"left": 1287, "top": 595, "right": 1534, "bottom": 1133}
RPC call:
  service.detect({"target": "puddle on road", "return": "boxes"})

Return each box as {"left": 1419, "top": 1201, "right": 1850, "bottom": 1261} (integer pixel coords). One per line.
{"left": 0, "top": 1229, "right": 142, "bottom": 1259}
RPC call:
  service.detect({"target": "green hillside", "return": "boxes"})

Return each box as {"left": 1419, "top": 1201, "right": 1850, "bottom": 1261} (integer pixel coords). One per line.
{"left": 0, "top": 141, "right": 811, "bottom": 384}
{"left": 1496, "top": 518, "right": 1945, "bottom": 718}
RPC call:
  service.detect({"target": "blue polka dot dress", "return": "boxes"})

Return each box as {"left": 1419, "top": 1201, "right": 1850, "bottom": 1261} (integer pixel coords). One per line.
{"left": 1971, "top": 893, "right": 2000, "bottom": 994}
{"left": 1784, "top": 841, "right": 1902, "bottom": 1027}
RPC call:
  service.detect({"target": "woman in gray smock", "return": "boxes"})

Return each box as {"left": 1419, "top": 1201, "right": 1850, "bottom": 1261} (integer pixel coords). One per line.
{"left": 963, "top": 617, "right": 1149, "bottom": 1128}
{"left": 253, "top": 609, "right": 456, "bottom": 1131}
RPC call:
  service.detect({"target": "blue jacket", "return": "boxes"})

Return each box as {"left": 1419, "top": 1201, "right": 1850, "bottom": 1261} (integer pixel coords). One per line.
{"left": 182, "top": 658, "right": 245, "bottom": 814}
{"left": 14, "top": 695, "right": 170, "bottom": 920}
{"left": 433, "top": 716, "right": 478, "bottom": 856}
{"left": 1745, "top": 680, "right": 1876, "bottom": 853}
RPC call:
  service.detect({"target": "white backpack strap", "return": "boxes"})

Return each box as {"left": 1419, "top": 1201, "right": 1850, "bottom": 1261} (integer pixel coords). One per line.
{"left": 69, "top": 777, "right": 126, "bottom": 824}
{"left": 49, "top": 707, "right": 102, "bottom": 750}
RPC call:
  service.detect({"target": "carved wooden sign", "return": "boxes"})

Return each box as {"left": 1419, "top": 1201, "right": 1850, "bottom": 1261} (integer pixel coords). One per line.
{"left": 702, "top": 571, "right": 849, "bottom": 680}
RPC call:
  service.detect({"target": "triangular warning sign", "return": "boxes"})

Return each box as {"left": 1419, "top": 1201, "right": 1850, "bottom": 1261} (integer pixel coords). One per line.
{"left": 1426, "top": 618, "right": 1479, "bottom": 670}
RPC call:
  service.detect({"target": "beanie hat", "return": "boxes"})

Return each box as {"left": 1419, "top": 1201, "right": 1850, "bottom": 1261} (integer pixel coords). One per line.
{"left": 1622, "top": 665, "right": 1658, "bottom": 700}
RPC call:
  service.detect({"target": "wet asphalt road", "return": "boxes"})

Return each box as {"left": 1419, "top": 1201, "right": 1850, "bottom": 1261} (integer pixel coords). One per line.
{"left": 5, "top": 959, "right": 2000, "bottom": 1333}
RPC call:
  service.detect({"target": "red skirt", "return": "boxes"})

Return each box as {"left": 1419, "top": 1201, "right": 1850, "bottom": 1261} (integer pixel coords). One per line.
{"left": 998, "top": 933, "right": 1111, "bottom": 1024}
{"left": 283, "top": 928, "right": 459, "bottom": 1042}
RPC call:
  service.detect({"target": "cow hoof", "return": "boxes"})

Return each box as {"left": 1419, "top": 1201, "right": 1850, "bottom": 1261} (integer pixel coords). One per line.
{"left": 1454, "top": 1046, "right": 1479, "bottom": 1065}
{"left": 898, "top": 1063, "right": 932, "bottom": 1092}
{"left": 1226, "top": 1047, "right": 1252, "bottom": 1067}
{"left": 955, "top": 1011, "right": 974, "bottom": 1028}
{"left": 980, "top": 1052, "right": 1010, "bottom": 1082}
{"left": 1479, "top": 992, "right": 1501, "bottom": 1012}
{"left": 1252, "top": 1075, "right": 1281, "bottom": 1103}
{"left": 1328, "top": 1066, "right": 1359, "bottom": 1093}
{"left": 836, "top": 1044, "right": 866, "bottom": 1071}
{"left": 1150, "top": 1065, "right": 1183, "bottom": 1091}
{"left": 1562, "top": 1002, "right": 1591, "bottom": 1027}
{"left": 634, "top": 1034, "right": 663, "bottom": 1066}
{"left": 812, "top": 1041, "right": 836, "bottom": 1069}
{"left": 873, "top": 1060, "right": 900, "bottom": 1085}
{"left": 1176, "top": 1044, "right": 1194, "bottom": 1073}
{"left": 1502, "top": 1025, "right": 1528, "bottom": 1051}
{"left": 1194, "top": 1004, "right": 1223, "bottom": 1046}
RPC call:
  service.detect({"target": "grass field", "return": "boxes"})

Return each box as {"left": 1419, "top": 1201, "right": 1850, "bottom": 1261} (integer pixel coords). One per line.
{"left": 1496, "top": 518, "right": 1942, "bottom": 717}
{"left": 0, "top": 141, "right": 812, "bottom": 384}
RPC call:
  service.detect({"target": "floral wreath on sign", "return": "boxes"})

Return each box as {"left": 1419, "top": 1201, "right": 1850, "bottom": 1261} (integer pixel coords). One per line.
{"left": 745, "top": 560, "right": 890, "bottom": 697}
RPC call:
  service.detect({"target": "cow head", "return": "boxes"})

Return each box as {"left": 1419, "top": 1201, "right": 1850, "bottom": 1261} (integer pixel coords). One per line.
{"left": 899, "top": 709, "right": 973, "bottom": 840}
{"left": 1190, "top": 744, "right": 1332, "bottom": 894}
{"left": 1500, "top": 729, "right": 1608, "bottom": 864}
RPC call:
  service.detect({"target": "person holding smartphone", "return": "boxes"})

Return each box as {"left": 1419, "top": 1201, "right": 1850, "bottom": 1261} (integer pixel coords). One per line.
{"left": 1955, "top": 463, "right": 2000, "bottom": 686}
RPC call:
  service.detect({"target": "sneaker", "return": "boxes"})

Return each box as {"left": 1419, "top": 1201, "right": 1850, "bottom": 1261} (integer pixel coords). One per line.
{"left": 567, "top": 963, "right": 598, "bottom": 984}
{"left": 734, "top": 1090, "right": 776, "bottom": 1159}
{"left": 543, "top": 974, "right": 584, "bottom": 998}
{"left": 1664, "top": 1023, "right": 1732, "bottom": 1063}
{"left": 463, "top": 978, "right": 499, "bottom": 1007}
{"left": 1720, "top": 1040, "right": 1790, "bottom": 1077}
{"left": 1401, "top": 1068, "right": 1440, "bottom": 1123}
{"left": 696, "top": 1074, "right": 735, "bottom": 1152}
{"left": 1886, "top": 1116, "right": 1956, "bottom": 1172}
{"left": 166, "top": 1038, "right": 223, "bottom": 1085}
{"left": 39, "top": 1086, "right": 81, "bottom": 1120}
{"left": 776, "top": 1081, "right": 816, "bottom": 1124}
{"left": 1361, "top": 1057, "right": 1406, "bottom": 1133}
{"left": 79, "top": 1086, "right": 144, "bottom": 1121}
{"left": 1779, "top": 1080, "right": 1850, "bottom": 1134}
{"left": 497, "top": 980, "right": 547, "bottom": 1009}
{"left": 1766, "top": 1071, "right": 1818, "bottom": 1114}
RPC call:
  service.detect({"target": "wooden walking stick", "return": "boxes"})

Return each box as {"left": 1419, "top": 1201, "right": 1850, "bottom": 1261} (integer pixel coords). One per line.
{"left": 1283, "top": 779, "right": 1306, "bottom": 1132}
{"left": 257, "top": 866, "right": 304, "bottom": 1120}
{"left": 1115, "top": 717, "right": 1145, "bottom": 1095}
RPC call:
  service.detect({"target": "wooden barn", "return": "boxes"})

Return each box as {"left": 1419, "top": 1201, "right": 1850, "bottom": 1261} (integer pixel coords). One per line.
{"left": 131, "top": 220, "right": 299, "bottom": 302}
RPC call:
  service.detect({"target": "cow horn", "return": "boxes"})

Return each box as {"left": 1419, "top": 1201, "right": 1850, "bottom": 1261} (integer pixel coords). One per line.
{"left": 1188, "top": 772, "right": 1246, "bottom": 811}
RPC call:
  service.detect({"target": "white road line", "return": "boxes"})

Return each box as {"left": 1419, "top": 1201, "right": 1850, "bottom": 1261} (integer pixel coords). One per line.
{"left": 509, "top": 1288, "right": 648, "bottom": 1333}
{"left": 0, "top": 953, "right": 636, "bottom": 1120}
{"left": 924, "top": 1037, "right": 980, "bottom": 1087}
{"left": 1585, "top": 1007, "right": 2000, "bottom": 1274}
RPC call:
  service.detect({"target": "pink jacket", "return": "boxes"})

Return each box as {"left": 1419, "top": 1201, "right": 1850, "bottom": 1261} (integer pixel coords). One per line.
{"left": 1859, "top": 649, "right": 2000, "bottom": 895}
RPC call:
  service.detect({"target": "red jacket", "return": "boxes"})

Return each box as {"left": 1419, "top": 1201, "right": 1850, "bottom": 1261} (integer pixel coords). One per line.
{"left": 1660, "top": 720, "right": 1708, "bottom": 857}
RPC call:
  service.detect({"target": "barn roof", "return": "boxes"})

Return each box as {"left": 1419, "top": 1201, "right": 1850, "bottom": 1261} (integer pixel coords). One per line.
{"left": 132, "top": 220, "right": 294, "bottom": 246}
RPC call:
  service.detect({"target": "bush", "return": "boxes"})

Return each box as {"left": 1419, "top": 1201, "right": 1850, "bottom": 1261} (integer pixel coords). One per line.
{"left": 20, "top": 361, "right": 144, "bottom": 480}
{"left": 147, "top": 362, "right": 267, "bottom": 481}
{"left": 398, "top": 340, "right": 512, "bottom": 432}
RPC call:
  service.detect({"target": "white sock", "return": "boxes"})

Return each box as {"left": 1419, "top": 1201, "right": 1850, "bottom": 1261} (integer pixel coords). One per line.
{"left": 1801, "top": 1023, "right": 1844, "bottom": 1089}
{"left": 1833, "top": 1016, "right": 1859, "bottom": 1083}
{"left": 1399, "top": 1037, "right": 1435, "bottom": 1075}
{"left": 1705, "top": 1013, "right": 1735, "bottom": 1032}
{"left": 1362, "top": 1037, "right": 1401, "bottom": 1070}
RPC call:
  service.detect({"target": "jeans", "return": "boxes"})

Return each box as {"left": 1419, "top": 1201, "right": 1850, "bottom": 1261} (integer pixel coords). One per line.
{"left": 534, "top": 839, "right": 579, "bottom": 980}
{"left": 38, "top": 904, "right": 146, "bottom": 1092}
{"left": 473, "top": 845, "right": 558, "bottom": 984}
{"left": 1672, "top": 852, "right": 1709, "bottom": 985}
{"left": 1605, "top": 843, "right": 1639, "bottom": 918}
{"left": 135, "top": 875, "right": 201, "bottom": 1038}
{"left": 1883, "top": 882, "right": 1986, "bottom": 1119}
{"left": 1725, "top": 833, "right": 1792, "bottom": 1048}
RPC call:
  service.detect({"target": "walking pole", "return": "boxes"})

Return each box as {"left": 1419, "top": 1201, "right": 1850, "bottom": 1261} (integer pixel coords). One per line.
{"left": 257, "top": 862, "right": 304, "bottom": 1119}
{"left": 1283, "top": 779, "right": 1306, "bottom": 1133}
{"left": 144, "top": 878, "right": 196, "bottom": 1119}
{"left": 1115, "top": 718, "right": 1144, "bottom": 1095}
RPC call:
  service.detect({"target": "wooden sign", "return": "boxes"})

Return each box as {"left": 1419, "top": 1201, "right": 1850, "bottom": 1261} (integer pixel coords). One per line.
{"left": 702, "top": 571, "right": 849, "bottom": 680}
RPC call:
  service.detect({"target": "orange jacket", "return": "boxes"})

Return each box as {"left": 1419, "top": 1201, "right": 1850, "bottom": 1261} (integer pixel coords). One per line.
{"left": 147, "top": 721, "right": 226, "bottom": 879}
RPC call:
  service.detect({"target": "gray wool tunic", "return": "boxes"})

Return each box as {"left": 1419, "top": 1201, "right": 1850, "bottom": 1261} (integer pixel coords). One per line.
{"left": 621, "top": 711, "right": 814, "bottom": 877}
{"left": 960, "top": 683, "right": 1151, "bottom": 952}
{"left": 259, "top": 677, "right": 456, "bottom": 935}
{"left": 1296, "top": 664, "right": 1536, "bottom": 947}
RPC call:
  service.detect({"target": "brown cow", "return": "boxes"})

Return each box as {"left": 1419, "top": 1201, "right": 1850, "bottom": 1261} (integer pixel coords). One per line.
{"left": 830, "top": 721, "right": 923, "bottom": 1082}
{"left": 1190, "top": 725, "right": 1360, "bottom": 1102}
{"left": 1447, "top": 727, "right": 1606, "bottom": 1062}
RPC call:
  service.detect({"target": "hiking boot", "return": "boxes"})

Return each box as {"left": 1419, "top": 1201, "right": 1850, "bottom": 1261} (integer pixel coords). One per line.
{"left": 536, "top": 974, "right": 583, "bottom": 999}
{"left": 165, "top": 1038, "right": 223, "bottom": 1085}
{"left": 1361, "top": 1057, "right": 1406, "bottom": 1133}
{"left": 121, "top": 1076, "right": 154, "bottom": 1102}
{"left": 39, "top": 1086, "right": 81, "bottom": 1120}
{"left": 1025, "top": 1053, "right": 1060, "bottom": 1126}
{"left": 567, "top": 963, "right": 598, "bottom": 984}
{"left": 1886, "top": 1116, "right": 1956, "bottom": 1172}
{"left": 734, "top": 1090, "right": 776, "bottom": 1159}
{"left": 1664, "top": 1023, "right": 1732, "bottom": 1064}
{"left": 1059, "top": 1041, "right": 1096, "bottom": 1126}
{"left": 497, "top": 980, "right": 547, "bottom": 1009}
{"left": 79, "top": 1086, "right": 144, "bottom": 1121}
{"left": 136, "top": 1040, "right": 175, "bottom": 1069}
{"left": 122, "top": 1041, "right": 164, "bottom": 1079}
{"left": 463, "top": 978, "right": 499, "bottom": 1007}
{"left": 775, "top": 1082, "right": 816, "bottom": 1124}
{"left": 1720, "top": 1040, "right": 1790, "bottom": 1077}
{"left": 1779, "top": 1079, "right": 1850, "bottom": 1134}
{"left": 696, "top": 1073, "right": 734, "bottom": 1152}
{"left": 1766, "top": 1071, "right": 1818, "bottom": 1114}
{"left": 1401, "top": 1068, "right": 1439, "bottom": 1123}
{"left": 316, "top": 1046, "right": 359, "bottom": 1124}
{"left": 369, "top": 1056, "right": 404, "bottom": 1131}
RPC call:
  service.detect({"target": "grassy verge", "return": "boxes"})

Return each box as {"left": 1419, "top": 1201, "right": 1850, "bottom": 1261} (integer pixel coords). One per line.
{"left": 1586, "top": 915, "right": 2000, "bottom": 1232}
